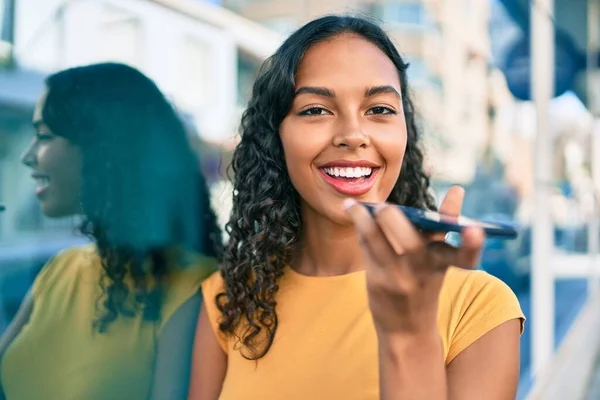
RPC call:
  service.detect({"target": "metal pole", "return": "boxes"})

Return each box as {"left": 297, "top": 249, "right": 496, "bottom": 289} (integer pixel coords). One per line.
{"left": 531, "top": 0, "right": 555, "bottom": 377}
{"left": 588, "top": 0, "right": 600, "bottom": 295}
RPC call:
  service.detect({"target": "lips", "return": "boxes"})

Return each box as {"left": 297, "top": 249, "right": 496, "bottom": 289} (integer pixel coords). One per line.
{"left": 317, "top": 160, "right": 381, "bottom": 197}
{"left": 31, "top": 172, "right": 50, "bottom": 197}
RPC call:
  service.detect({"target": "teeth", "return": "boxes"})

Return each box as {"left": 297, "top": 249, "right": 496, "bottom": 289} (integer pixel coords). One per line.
{"left": 33, "top": 177, "right": 49, "bottom": 187}
{"left": 324, "top": 167, "right": 373, "bottom": 178}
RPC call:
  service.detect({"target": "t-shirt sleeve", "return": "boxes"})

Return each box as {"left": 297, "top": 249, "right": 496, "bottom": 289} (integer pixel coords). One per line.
{"left": 159, "top": 256, "right": 218, "bottom": 331}
{"left": 31, "top": 255, "right": 58, "bottom": 298}
{"left": 200, "top": 271, "right": 229, "bottom": 353}
{"left": 31, "top": 246, "right": 91, "bottom": 298}
{"left": 445, "top": 270, "right": 525, "bottom": 364}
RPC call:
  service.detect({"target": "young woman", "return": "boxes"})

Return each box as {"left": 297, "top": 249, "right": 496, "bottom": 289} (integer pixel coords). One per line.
{"left": 0, "top": 63, "right": 222, "bottom": 400}
{"left": 190, "top": 16, "right": 524, "bottom": 400}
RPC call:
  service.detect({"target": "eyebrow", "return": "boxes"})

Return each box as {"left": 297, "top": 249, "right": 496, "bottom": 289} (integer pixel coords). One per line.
{"left": 295, "top": 86, "right": 335, "bottom": 98}
{"left": 365, "top": 85, "right": 401, "bottom": 99}
{"left": 294, "top": 85, "right": 401, "bottom": 99}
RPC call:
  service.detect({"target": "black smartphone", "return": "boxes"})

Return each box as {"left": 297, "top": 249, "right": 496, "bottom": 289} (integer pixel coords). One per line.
{"left": 361, "top": 203, "right": 519, "bottom": 240}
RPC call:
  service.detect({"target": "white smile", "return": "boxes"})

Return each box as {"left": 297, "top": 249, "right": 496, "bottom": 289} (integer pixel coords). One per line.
{"left": 33, "top": 176, "right": 50, "bottom": 191}
{"left": 323, "top": 167, "right": 373, "bottom": 178}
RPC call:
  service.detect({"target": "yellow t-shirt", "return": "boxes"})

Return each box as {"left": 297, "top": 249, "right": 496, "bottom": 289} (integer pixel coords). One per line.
{"left": 202, "top": 266, "right": 525, "bottom": 400}
{"left": 1, "top": 245, "right": 217, "bottom": 400}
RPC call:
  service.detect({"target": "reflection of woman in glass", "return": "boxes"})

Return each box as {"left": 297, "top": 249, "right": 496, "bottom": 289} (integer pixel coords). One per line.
{"left": 190, "top": 16, "right": 524, "bottom": 400}
{"left": 0, "top": 63, "right": 222, "bottom": 400}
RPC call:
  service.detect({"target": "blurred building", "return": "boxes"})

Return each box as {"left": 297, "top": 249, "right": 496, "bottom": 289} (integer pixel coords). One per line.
{"left": 486, "top": 0, "right": 598, "bottom": 225}
{"left": 0, "top": 0, "right": 283, "bottom": 241}
{"left": 223, "top": 0, "right": 500, "bottom": 185}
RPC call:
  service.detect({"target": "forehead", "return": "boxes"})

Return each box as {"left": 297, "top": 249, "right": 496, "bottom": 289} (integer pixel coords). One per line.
{"left": 295, "top": 34, "right": 401, "bottom": 91}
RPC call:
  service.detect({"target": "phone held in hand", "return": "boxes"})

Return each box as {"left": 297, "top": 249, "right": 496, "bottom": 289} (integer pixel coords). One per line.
{"left": 361, "top": 203, "right": 519, "bottom": 240}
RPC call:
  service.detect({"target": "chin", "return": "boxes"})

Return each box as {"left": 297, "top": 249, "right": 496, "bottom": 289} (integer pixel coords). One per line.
{"left": 323, "top": 207, "right": 355, "bottom": 227}
{"left": 40, "top": 202, "right": 76, "bottom": 219}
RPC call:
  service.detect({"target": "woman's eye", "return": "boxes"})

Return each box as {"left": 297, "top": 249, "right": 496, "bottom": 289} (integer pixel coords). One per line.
{"left": 367, "top": 106, "right": 396, "bottom": 115}
{"left": 300, "top": 107, "right": 330, "bottom": 116}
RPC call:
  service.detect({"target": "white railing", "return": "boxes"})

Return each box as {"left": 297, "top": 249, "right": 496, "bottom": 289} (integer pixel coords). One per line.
{"left": 530, "top": 0, "right": 555, "bottom": 376}
{"left": 528, "top": 0, "right": 600, "bottom": 393}
{"left": 527, "top": 290, "right": 600, "bottom": 399}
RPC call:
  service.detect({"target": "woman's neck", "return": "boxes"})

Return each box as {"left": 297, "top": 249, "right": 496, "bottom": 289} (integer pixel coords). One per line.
{"left": 291, "top": 203, "right": 366, "bottom": 277}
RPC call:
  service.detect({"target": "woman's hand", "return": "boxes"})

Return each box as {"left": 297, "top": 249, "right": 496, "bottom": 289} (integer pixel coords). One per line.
{"left": 344, "top": 186, "right": 485, "bottom": 337}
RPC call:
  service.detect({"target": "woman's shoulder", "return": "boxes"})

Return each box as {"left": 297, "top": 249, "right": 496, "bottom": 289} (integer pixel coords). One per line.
{"left": 198, "top": 270, "right": 225, "bottom": 320}
{"left": 200, "top": 269, "right": 224, "bottom": 296}
{"left": 51, "top": 243, "right": 97, "bottom": 262}
{"left": 164, "top": 252, "right": 218, "bottom": 297}
{"left": 197, "top": 269, "right": 229, "bottom": 352}
{"left": 159, "top": 255, "right": 219, "bottom": 330}
{"left": 442, "top": 267, "right": 519, "bottom": 303}
{"left": 47, "top": 243, "right": 99, "bottom": 273}
{"left": 32, "top": 244, "right": 98, "bottom": 297}
{"left": 439, "top": 267, "right": 525, "bottom": 364}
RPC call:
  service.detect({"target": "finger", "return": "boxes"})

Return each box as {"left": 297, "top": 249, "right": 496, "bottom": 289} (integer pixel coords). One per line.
{"left": 344, "top": 199, "right": 396, "bottom": 266}
{"left": 427, "top": 230, "right": 450, "bottom": 243}
{"left": 438, "top": 185, "right": 465, "bottom": 217}
{"left": 429, "top": 186, "right": 465, "bottom": 242}
{"left": 373, "top": 203, "right": 425, "bottom": 256}
{"left": 427, "top": 241, "right": 461, "bottom": 272}
{"left": 455, "top": 227, "right": 485, "bottom": 268}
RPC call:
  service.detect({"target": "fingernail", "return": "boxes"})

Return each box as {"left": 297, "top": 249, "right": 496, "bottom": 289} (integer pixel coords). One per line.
{"left": 343, "top": 198, "right": 357, "bottom": 210}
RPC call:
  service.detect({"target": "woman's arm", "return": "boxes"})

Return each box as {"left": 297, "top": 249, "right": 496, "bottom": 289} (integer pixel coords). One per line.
{"left": 149, "top": 292, "right": 203, "bottom": 400}
{"left": 378, "top": 319, "right": 521, "bottom": 400}
{"left": 345, "top": 186, "right": 520, "bottom": 400}
{"left": 446, "top": 319, "right": 521, "bottom": 399}
{"left": 378, "top": 330, "right": 447, "bottom": 400}
{"left": 0, "top": 291, "right": 33, "bottom": 358}
{"left": 0, "top": 291, "right": 34, "bottom": 400}
{"left": 187, "top": 303, "right": 227, "bottom": 400}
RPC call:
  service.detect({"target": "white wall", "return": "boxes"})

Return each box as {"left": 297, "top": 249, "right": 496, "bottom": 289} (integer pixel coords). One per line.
{"left": 13, "top": 0, "right": 240, "bottom": 142}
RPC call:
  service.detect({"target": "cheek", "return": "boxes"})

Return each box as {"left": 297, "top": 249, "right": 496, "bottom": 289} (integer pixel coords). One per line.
{"left": 279, "top": 124, "right": 327, "bottom": 199}
{"left": 65, "top": 151, "right": 84, "bottom": 190}
{"left": 281, "top": 137, "right": 314, "bottom": 194}
{"left": 378, "top": 129, "right": 408, "bottom": 186}
{"left": 51, "top": 146, "right": 84, "bottom": 190}
{"left": 35, "top": 145, "right": 51, "bottom": 167}
{"left": 385, "top": 138, "right": 407, "bottom": 171}
{"left": 379, "top": 122, "right": 406, "bottom": 151}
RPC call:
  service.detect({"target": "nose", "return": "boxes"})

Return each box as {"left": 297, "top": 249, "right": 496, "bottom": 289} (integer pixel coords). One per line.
{"left": 332, "top": 115, "right": 370, "bottom": 149}
{"left": 20, "top": 140, "right": 37, "bottom": 168}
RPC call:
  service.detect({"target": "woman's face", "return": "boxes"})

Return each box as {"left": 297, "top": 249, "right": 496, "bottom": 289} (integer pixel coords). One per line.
{"left": 21, "top": 89, "right": 83, "bottom": 218}
{"left": 279, "top": 33, "right": 408, "bottom": 225}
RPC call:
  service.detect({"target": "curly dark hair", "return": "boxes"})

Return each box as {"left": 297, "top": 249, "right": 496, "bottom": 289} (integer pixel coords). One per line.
{"left": 42, "top": 63, "right": 223, "bottom": 332}
{"left": 217, "top": 15, "right": 436, "bottom": 359}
